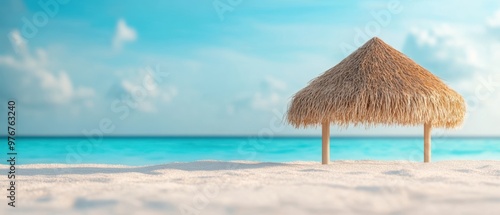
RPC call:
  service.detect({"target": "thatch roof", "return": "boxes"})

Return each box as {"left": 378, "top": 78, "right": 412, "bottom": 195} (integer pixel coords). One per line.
{"left": 287, "top": 37, "right": 465, "bottom": 129}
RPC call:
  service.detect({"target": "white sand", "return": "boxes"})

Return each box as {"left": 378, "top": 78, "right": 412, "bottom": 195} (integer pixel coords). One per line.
{"left": 1, "top": 160, "right": 500, "bottom": 215}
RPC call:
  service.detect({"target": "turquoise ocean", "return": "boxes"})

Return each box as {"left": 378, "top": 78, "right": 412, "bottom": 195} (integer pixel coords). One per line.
{"left": 5, "top": 137, "right": 500, "bottom": 166}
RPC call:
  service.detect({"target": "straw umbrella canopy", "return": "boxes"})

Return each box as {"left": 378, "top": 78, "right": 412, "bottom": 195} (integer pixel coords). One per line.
{"left": 287, "top": 37, "right": 466, "bottom": 164}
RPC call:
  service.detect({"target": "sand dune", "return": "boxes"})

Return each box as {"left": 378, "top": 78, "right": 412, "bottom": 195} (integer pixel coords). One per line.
{"left": 1, "top": 160, "right": 500, "bottom": 215}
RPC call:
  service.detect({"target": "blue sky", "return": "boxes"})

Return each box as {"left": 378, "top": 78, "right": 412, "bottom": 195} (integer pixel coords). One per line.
{"left": 1, "top": 0, "right": 500, "bottom": 136}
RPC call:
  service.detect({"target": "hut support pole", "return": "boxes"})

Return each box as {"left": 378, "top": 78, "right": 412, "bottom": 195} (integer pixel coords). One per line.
{"left": 322, "top": 121, "right": 330, "bottom": 165}
{"left": 424, "top": 123, "right": 431, "bottom": 163}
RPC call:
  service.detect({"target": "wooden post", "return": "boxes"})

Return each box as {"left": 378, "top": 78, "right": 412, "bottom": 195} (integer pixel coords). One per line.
{"left": 322, "top": 121, "right": 330, "bottom": 165}
{"left": 424, "top": 123, "right": 431, "bottom": 163}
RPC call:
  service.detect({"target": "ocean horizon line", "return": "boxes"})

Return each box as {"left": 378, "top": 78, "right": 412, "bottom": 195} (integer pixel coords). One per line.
{"left": 4, "top": 135, "right": 500, "bottom": 139}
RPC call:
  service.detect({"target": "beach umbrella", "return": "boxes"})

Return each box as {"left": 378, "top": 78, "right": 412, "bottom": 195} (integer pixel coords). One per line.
{"left": 287, "top": 37, "right": 466, "bottom": 164}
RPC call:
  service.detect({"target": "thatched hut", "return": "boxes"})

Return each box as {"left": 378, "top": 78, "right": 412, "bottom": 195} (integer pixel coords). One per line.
{"left": 287, "top": 37, "right": 465, "bottom": 164}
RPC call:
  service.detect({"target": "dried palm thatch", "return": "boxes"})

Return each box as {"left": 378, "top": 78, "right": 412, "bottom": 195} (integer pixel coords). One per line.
{"left": 287, "top": 37, "right": 466, "bottom": 129}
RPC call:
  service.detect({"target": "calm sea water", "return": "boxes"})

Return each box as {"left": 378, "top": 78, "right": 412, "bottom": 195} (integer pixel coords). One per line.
{"left": 7, "top": 137, "right": 500, "bottom": 166}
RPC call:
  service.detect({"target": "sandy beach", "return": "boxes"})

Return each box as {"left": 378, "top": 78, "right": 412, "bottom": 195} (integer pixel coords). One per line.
{"left": 2, "top": 160, "right": 500, "bottom": 215}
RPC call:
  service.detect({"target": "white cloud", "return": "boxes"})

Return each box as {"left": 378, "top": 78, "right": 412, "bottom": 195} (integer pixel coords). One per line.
{"left": 226, "top": 76, "right": 289, "bottom": 114}
{"left": 251, "top": 92, "right": 282, "bottom": 110}
{"left": 162, "top": 86, "right": 178, "bottom": 102}
{"left": 8, "top": 29, "right": 27, "bottom": 54}
{"left": 401, "top": 17, "right": 500, "bottom": 135}
{"left": 488, "top": 10, "right": 500, "bottom": 27}
{"left": 251, "top": 76, "right": 288, "bottom": 111}
{"left": 403, "top": 22, "right": 499, "bottom": 83}
{"left": 263, "top": 76, "right": 287, "bottom": 91}
{"left": 403, "top": 25, "right": 482, "bottom": 81}
{"left": 0, "top": 30, "right": 95, "bottom": 107}
{"left": 112, "top": 19, "right": 137, "bottom": 50}
{"left": 120, "top": 80, "right": 157, "bottom": 113}
{"left": 116, "top": 68, "right": 177, "bottom": 113}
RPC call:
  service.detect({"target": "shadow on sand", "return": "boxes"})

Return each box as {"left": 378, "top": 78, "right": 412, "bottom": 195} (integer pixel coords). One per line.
{"left": 17, "top": 161, "right": 291, "bottom": 176}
